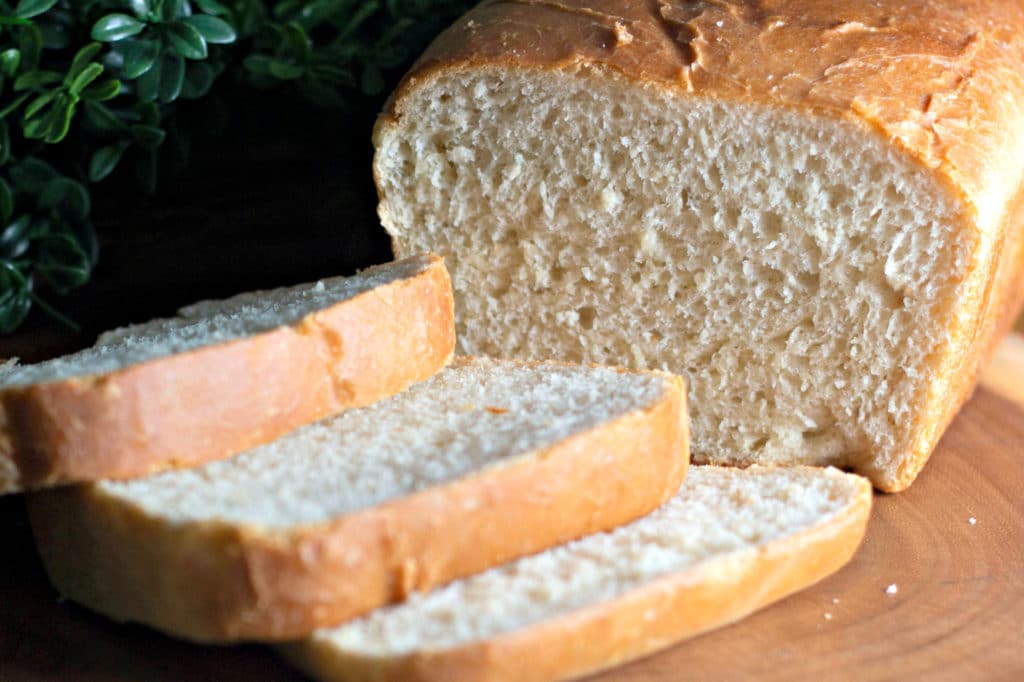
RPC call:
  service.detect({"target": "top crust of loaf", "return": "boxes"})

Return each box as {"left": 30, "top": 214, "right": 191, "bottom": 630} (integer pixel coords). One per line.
{"left": 380, "top": 0, "right": 1024, "bottom": 230}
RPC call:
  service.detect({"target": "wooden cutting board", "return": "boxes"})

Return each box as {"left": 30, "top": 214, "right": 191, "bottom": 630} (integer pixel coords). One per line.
{"left": 1, "top": 339, "right": 1023, "bottom": 681}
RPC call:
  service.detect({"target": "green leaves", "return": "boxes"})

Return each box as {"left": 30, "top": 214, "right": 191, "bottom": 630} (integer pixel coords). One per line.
{"left": 92, "top": 1, "right": 238, "bottom": 109}
{"left": 38, "top": 176, "right": 89, "bottom": 221}
{"left": 22, "top": 91, "right": 72, "bottom": 142}
{"left": 192, "top": 0, "right": 229, "bottom": 15}
{"left": 88, "top": 140, "right": 129, "bottom": 182}
{"left": 0, "top": 261, "right": 31, "bottom": 333}
{"left": 120, "top": 39, "right": 160, "bottom": 78}
{"left": 0, "top": 159, "right": 97, "bottom": 331}
{"left": 12, "top": 0, "right": 58, "bottom": 20}
{"left": 158, "top": 53, "right": 185, "bottom": 99}
{"left": 184, "top": 15, "right": 236, "bottom": 44}
{"left": 16, "top": 43, "right": 119, "bottom": 144}
{"left": 0, "top": 0, "right": 479, "bottom": 332}
{"left": 13, "top": 69, "right": 61, "bottom": 90}
{"left": 135, "top": 53, "right": 184, "bottom": 102}
{"left": 91, "top": 14, "right": 146, "bottom": 43}
{"left": 0, "top": 214, "right": 29, "bottom": 259}
{"left": 166, "top": 22, "right": 207, "bottom": 59}
{"left": 0, "top": 49, "right": 20, "bottom": 78}
{"left": 180, "top": 60, "right": 214, "bottom": 98}
{"left": 0, "top": 120, "right": 9, "bottom": 165}
{"left": 0, "top": 178, "right": 12, "bottom": 223}
{"left": 67, "top": 63, "right": 102, "bottom": 95}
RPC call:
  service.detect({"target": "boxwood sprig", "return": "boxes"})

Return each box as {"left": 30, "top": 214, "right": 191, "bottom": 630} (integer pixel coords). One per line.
{"left": 0, "top": 0, "right": 473, "bottom": 332}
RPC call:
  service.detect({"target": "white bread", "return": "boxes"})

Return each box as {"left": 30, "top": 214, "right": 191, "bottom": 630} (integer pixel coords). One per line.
{"left": 282, "top": 465, "right": 871, "bottom": 682}
{"left": 0, "top": 254, "right": 454, "bottom": 494}
{"left": 27, "top": 356, "right": 688, "bottom": 642}
{"left": 374, "top": 0, "right": 1024, "bottom": 491}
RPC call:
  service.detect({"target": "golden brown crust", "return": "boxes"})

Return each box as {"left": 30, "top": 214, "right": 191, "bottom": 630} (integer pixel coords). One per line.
{"left": 0, "top": 255, "right": 456, "bottom": 494}
{"left": 282, "top": 472, "right": 872, "bottom": 682}
{"left": 384, "top": 0, "right": 1024, "bottom": 221}
{"left": 26, "top": 367, "right": 689, "bottom": 643}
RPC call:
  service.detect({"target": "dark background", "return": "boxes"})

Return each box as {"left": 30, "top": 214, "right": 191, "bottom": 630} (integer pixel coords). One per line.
{"left": 1, "top": 90, "right": 391, "bottom": 681}
{"left": 6, "top": 91, "right": 392, "bottom": 363}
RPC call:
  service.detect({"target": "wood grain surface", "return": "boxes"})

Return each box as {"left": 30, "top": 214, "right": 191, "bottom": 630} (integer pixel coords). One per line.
{"left": 1, "top": 340, "right": 1023, "bottom": 681}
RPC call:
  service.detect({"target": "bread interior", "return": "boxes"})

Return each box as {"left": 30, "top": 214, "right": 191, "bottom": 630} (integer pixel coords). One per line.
{"left": 376, "top": 66, "right": 972, "bottom": 483}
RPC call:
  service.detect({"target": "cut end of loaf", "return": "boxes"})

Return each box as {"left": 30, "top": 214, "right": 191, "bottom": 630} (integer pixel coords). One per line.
{"left": 376, "top": 65, "right": 975, "bottom": 490}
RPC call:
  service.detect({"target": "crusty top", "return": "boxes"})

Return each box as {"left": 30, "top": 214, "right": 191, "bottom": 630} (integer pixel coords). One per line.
{"left": 385, "top": 0, "right": 1024, "bottom": 227}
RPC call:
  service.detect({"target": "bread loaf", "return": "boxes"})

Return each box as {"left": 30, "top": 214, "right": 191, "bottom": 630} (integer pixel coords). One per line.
{"left": 0, "top": 255, "right": 455, "bottom": 494}
{"left": 28, "top": 356, "right": 688, "bottom": 642}
{"left": 282, "top": 465, "right": 871, "bottom": 682}
{"left": 374, "top": 0, "right": 1024, "bottom": 491}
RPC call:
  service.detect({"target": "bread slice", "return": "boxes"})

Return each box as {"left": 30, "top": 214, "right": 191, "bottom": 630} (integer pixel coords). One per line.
{"left": 27, "top": 357, "right": 688, "bottom": 643}
{"left": 0, "top": 254, "right": 454, "bottom": 494}
{"left": 374, "top": 0, "right": 1024, "bottom": 491}
{"left": 281, "top": 465, "right": 870, "bottom": 682}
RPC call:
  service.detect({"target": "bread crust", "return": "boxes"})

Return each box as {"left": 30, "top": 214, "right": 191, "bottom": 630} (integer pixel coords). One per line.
{"left": 883, "top": 173, "right": 1024, "bottom": 490}
{"left": 0, "top": 255, "right": 456, "bottom": 494}
{"left": 26, "top": 365, "right": 689, "bottom": 642}
{"left": 375, "top": 1, "right": 1024, "bottom": 491}
{"left": 281, "top": 470, "right": 872, "bottom": 682}
{"left": 380, "top": 0, "right": 1024, "bottom": 218}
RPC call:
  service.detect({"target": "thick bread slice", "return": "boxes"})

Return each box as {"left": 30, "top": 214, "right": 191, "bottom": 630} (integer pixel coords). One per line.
{"left": 374, "top": 0, "right": 1024, "bottom": 491}
{"left": 28, "top": 357, "right": 688, "bottom": 643}
{"left": 0, "top": 254, "right": 454, "bottom": 494}
{"left": 282, "top": 466, "right": 871, "bottom": 682}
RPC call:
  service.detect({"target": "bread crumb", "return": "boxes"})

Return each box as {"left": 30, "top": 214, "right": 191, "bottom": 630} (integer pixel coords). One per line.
{"left": 613, "top": 22, "right": 634, "bottom": 46}
{"left": 968, "top": 517, "right": 977, "bottom": 525}
{"left": 885, "top": 583, "right": 898, "bottom": 595}
{"left": 485, "top": 406, "right": 509, "bottom": 414}
{"left": 600, "top": 185, "right": 623, "bottom": 212}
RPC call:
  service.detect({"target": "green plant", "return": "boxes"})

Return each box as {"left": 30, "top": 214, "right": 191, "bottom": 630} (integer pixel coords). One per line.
{"left": 0, "top": 0, "right": 474, "bottom": 332}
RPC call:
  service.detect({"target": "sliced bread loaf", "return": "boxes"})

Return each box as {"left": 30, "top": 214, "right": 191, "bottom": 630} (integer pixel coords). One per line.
{"left": 28, "top": 357, "right": 688, "bottom": 642}
{"left": 374, "top": 0, "right": 1024, "bottom": 491}
{"left": 282, "top": 465, "right": 871, "bottom": 682}
{"left": 0, "top": 254, "right": 454, "bottom": 494}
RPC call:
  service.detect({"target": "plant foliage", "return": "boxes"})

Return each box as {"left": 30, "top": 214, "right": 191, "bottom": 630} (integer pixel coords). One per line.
{"left": 0, "top": 0, "right": 473, "bottom": 332}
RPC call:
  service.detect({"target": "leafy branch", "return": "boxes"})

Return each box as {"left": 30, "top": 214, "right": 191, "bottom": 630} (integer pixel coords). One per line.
{"left": 0, "top": 0, "right": 474, "bottom": 332}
